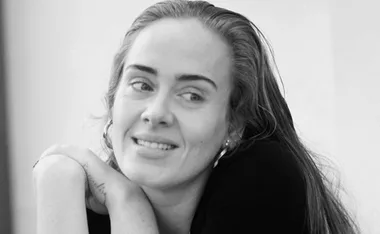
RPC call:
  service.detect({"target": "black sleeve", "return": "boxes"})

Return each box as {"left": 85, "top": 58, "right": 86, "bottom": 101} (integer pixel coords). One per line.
{"left": 86, "top": 208, "right": 110, "bottom": 234}
{"left": 195, "top": 140, "right": 308, "bottom": 233}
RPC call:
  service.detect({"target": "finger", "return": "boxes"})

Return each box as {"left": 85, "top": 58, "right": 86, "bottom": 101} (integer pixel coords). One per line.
{"left": 41, "top": 145, "right": 95, "bottom": 168}
{"left": 38, "top": 145, "right": 111, "bottom": 213}
{"left": 40, "top": 144, "right": 70, "bottom": 161}
{"left": 41, "top": 144, "right": 78, "bottom": 159}
{"left": 47, "top": 146, "right": 112, "bottom": 205}
{"left": 33, "top": 159, "right": 40, "bottom": 168}
{"left": 40, "top": 144, "right": 130, "bottom": 210}
{"left": 35, "top": 144, "right": 71, "bottom": 168}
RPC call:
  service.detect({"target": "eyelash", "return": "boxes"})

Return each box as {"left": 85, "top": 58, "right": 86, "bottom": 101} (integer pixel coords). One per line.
{"left": 131, "top": 81, "right": 154, "bottom": 92}
{"left": 181, "top": 92, "right": 204, "bottom": 102}
{"left": 129, "top": 80, "right": 205, "bottom": 103}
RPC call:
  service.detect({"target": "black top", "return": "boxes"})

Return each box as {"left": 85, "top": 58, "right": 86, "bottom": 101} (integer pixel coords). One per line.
{"left": 87, "top": 139, "right": 309, "bottom": 233}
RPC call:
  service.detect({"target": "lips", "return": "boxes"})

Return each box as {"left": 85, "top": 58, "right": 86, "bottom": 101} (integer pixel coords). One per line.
{"left": 132, "top": 135, "right": 179, "bottom": 151}
{"left": 135, "top": 138, "right": 176, "bottom": 150}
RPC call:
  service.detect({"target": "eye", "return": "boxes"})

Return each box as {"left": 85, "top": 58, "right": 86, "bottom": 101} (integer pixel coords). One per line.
{"left": 181, "top": 92, "right": 204, "bottom": 102}
{"left": 131, "top": 81, "right": 153, "bottom": 92}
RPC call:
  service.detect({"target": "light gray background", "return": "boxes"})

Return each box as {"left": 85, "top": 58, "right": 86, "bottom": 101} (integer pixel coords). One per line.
{"left": 2, "top": 0, "right": 379, "bottom": 233}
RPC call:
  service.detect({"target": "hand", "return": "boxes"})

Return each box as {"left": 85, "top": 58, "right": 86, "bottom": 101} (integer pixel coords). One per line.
{"left": 39, "top": 145, "right": 144, "bottom": 214}
{"left": 32, "top": 155, "right": 90, "bottom": 234}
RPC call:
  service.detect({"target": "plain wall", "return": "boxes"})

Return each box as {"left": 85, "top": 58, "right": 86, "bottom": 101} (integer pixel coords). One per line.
{"left": 2, "top": 0, "right": 378, "bottom": 233}
{"left": 332, "top": 0, "right": 380, "bottom": 233}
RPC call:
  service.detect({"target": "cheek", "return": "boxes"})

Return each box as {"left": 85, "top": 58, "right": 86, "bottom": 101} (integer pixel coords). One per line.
{"left": 179, "top": 110, "right": 228, "bottom": 161}
{"left": 111, "top": 97, "right": 140, "bottom": 159}
{"left": 113, "top": 99, "right": 135, "bottom": 130}
{"left": 112, "top": 86, "right": 144, "bottom": 128}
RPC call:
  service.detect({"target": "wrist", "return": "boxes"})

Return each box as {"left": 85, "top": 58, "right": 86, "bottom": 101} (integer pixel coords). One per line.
{"left": 107, "top": 189, "right": 158, "bottom": 233}
{"left": 106, "top": 183, "right": 143, "bottom": 211}
{"left": 107, "top": 182, "right": 152, "bottom": 214}
{"left": 34, "top": 154, "right": 86, "bottom": 187}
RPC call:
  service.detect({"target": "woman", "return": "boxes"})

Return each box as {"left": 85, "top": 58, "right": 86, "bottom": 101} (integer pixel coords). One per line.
{"left": 33, "top": 0, "right": 360, "bottom": 233}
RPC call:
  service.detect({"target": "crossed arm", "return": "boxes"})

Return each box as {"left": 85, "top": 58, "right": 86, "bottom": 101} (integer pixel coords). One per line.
{"left": 33, "top": 154, "right": 159, "bottom": 234}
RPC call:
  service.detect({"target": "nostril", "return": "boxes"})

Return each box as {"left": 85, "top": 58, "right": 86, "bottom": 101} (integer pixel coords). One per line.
{"left": 142, "top": 117, "right": 167, "bottom": 126}
{"left": 159, "top": 120, "right": 168, "bottom": 125}
{"left": 141, "top": 109, "right": 173, "bottom": 127}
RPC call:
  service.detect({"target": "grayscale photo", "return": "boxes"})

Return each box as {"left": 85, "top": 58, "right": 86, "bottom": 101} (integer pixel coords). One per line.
{"left": 0, "top": 0, "right": 379, "bottom": 233}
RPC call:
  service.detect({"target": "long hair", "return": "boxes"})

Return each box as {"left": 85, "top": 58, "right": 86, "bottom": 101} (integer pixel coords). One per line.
{"left": 103, "top": 1, "right": 359, "bottom": 233}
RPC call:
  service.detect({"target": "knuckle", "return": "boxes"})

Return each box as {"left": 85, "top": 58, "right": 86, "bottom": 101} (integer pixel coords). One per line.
{"left": 49, "top": 144, "right": 61, "bottom": 151}
{"left": 84, "top": 148, "right": 93, "bottom": 156}
{"left": 40, "top": 144, "right": 60, "bottom": 157}
{"left": 33, "top": 154, "right": 85, "bottom": 182}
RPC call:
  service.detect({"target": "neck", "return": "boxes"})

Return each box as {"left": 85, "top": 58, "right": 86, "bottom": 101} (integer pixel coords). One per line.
{"left": 142, "top": 168, "right": 212, "bottom": 234}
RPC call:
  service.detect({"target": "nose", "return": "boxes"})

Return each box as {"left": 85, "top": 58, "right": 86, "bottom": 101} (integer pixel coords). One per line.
{"left": 140, "top": 95, "right": 174, "bottom": 128}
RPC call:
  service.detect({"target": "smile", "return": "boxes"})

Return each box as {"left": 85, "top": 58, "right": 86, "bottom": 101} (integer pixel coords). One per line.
{"left": 133, "top": 138, "right": 177, "bottom": 151}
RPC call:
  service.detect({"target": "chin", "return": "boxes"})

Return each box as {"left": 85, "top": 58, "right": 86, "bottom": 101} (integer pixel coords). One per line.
{"left": 119, "top": 159, "right": 174, "bottom": 189}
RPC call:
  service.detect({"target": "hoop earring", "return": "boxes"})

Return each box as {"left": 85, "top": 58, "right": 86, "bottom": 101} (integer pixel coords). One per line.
{"left": 103, "top": 119, "right": 113, "bottom": 150}
{"left": 213, "top": 139, "right": 230, "bottom": 168}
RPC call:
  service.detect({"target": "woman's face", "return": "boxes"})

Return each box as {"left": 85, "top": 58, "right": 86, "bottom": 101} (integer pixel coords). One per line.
{"left": 112, "top": 18, "right": 232, "bottom": 189}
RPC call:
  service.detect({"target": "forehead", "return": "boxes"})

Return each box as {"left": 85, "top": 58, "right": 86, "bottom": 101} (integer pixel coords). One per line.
{"left": 125, "top": 18, "right": 232, "bottom": 88}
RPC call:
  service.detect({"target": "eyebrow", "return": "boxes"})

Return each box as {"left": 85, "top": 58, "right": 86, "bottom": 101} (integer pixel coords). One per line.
{"left": 125, "top": 64, "right": 217, "bottom": 90}
{"left": 126, "top": 64, "right": 158, "bottom": 75}
{"left": 176, "top": 74, "right": 217, "bottom": 90}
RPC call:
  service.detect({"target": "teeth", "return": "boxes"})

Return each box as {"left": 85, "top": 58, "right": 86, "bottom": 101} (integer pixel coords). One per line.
{"left": 136, "top": 139, "right": 175, "bottom": 150}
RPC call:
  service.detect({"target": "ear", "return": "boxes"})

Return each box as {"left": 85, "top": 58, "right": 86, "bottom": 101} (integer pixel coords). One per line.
{"left": 227, "top": 128, "right": 243, "bottom": 149}
{"left": 227, "top": 115, "right": 245, "bottom": 149}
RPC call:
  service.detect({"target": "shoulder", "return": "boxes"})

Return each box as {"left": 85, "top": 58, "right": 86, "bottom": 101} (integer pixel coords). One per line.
{"left": 191, "top": 139, "right": 308, "bottom": 233}
{"left": 215, "top": 139, "right": 304, "bottom": 189}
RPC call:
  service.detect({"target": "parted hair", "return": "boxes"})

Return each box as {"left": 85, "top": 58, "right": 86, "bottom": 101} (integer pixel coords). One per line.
{"left": 102, "top": 1, "right": 359, "bottom": 233}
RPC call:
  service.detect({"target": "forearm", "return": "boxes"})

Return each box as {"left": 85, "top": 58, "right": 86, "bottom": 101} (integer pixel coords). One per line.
{"left": 34, "top": 155, "right": 89, "bottom": 234}
{"left": 108, "top": 193, "right": 159, "bottom": 234}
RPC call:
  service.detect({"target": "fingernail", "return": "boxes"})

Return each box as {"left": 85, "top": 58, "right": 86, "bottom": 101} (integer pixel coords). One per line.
{"left": 32, "top": 159, "right": 40, "bottom": 168}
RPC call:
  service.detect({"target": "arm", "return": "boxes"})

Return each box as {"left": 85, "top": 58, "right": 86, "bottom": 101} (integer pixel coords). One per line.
{"left": 40, "top": 145, "right": 159, "bottom": 234}
{"left": 108, "top": 191, "right": 159, "bottom": 234}
{"left": 33, "top": 154, "right": 88, "bottom": 234}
